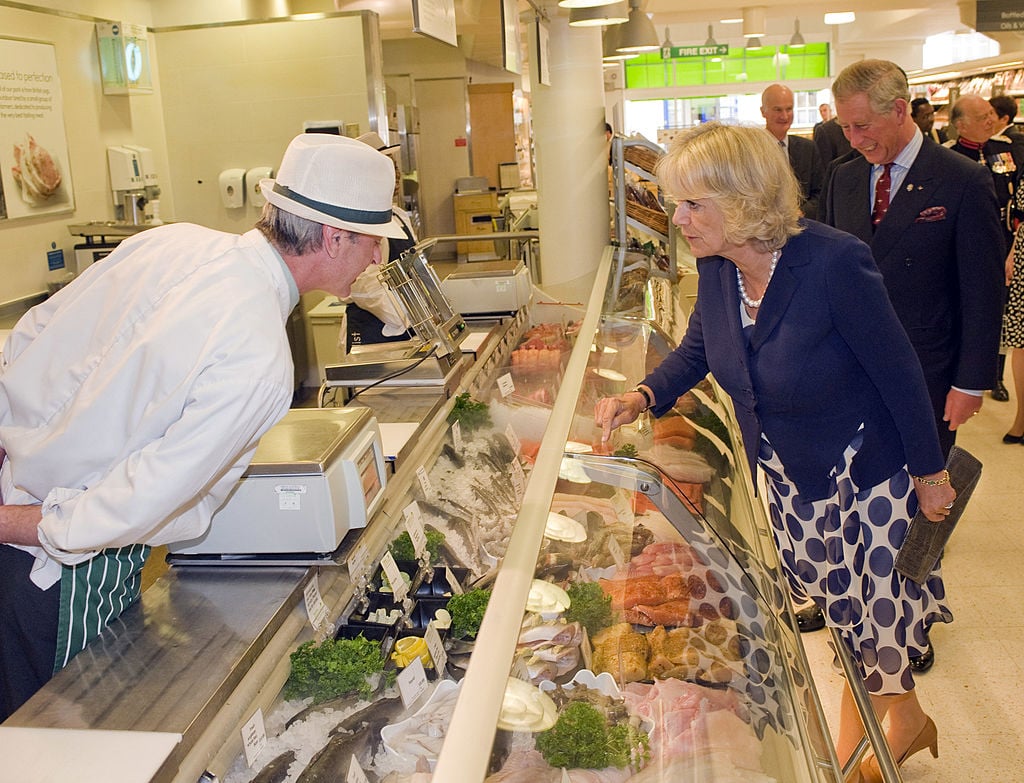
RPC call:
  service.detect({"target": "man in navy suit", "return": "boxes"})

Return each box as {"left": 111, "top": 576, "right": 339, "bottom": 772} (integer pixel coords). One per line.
{"left": 825, "top": 60, "right": 1004, "bottom": 459}
{"left": 824, "top": 59, "right": 1005, "bottom": 673}
{"left": 761, "top": 84, "right": 825, "bottom": 220}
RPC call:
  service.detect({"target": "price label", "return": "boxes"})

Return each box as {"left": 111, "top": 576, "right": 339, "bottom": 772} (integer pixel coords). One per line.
{"left": 504, "top": 423, "right": 521, "bottom": 456}
{"left": 416, "top": 465, "right": 433, "bottom": 497}
{"left": 452, "top": 420, "right": 464, "bottom": 452}
{"left": 347, "top": 541, "right": 372, "bottom": 582}
{"left": 497, "top": 372, "right": 515, "bottom": 398}
{"left": 608, "top": 533, "right": 626, "bottom": 570}
{"left": 380, "top": 551, "right": 409, "bottom": 603}
{"left": 241, "top": 708, "right": 268, "bottom": 768}
{"left": 636, "top": 413, "right": 653, "bottom": 439}
{"left": 396, "top": 655, "right": 429, "bottom": 708}
{"left": 424, "top": 621, "right": 448, "bottom": 674}
{"left": 347, "top": 755, "right": 371, "bottom": 783}
{"left": 445, "top": 566, "right": 464, "bottom": 595}
{"left": 611, "top": 490, "right": 634, "bottom": 525}
{"left": 510, "top": 459, "right": 525, "bottom": 501}
{"left": 302, "top": 574, "right": 330, "bottom": 634}
{"left": 403, "top": 501, "right": 428, "bottom": 560}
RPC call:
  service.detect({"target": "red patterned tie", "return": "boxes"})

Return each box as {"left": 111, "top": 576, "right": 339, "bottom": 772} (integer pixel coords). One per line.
{"left": 872, "top": 163, "right": 893, "bottom": 226}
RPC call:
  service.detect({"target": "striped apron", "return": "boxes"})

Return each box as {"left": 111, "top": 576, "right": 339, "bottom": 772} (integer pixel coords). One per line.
{"left": 54, "top": 544, "right": 150, "bottom": 672}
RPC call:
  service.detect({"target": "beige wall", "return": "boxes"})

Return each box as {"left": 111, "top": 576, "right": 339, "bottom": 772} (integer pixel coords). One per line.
{"left": 155, "top": 16, "right": 372, "bottom": 233}
{"left": 0, "top": 1, "right": 168, "bottom": 305}
{"left": 0, "top": 3, "right": 378, "bottom": 306}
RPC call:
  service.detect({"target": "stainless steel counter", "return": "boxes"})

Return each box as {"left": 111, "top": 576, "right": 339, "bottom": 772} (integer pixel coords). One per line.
{"left": 2, "top": 312, "right": 528, "bottom": 783}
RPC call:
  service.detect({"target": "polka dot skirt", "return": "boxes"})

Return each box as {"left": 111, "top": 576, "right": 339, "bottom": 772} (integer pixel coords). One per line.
{"left": 758, "top": 431, "right": 953, "bottom": 695}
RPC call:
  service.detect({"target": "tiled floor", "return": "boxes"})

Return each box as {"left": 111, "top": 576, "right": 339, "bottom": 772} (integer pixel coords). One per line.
{"left": 801, "top": 379, "right": 1024, "bottom": 781}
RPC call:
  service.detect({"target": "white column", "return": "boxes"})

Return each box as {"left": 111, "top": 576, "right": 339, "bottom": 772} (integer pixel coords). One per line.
{"left": 530, "top": 9, "right": 609, "bottom": 300}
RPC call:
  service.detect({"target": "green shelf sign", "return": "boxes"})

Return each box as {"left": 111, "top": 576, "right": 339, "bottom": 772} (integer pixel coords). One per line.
{"left": 663, "top": 44, "right": 730, "bottom": 58}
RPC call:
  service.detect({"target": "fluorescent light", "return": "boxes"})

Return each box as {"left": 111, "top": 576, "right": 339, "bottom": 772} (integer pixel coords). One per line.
{"left": 720, "top": 17, "right": 742, "bottom": 24}
{"left": 824, "top": 11, "right": 856, "bottom": 24}
{"left": 559, "top": 0, "right": 625, "bottom": 8}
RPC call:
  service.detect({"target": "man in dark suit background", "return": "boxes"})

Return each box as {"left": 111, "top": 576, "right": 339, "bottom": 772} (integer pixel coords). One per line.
{"left": 761, "top": 83, "right": 825, "bottom": 220}
{"left": 911, "top": 98, "right": 947, "bottom": 144}
{"left": 823, "top": 60, "right": 1005, "bottom": 671}
{"left": 990, "top": 94, "right": 1024, "bottom": 168}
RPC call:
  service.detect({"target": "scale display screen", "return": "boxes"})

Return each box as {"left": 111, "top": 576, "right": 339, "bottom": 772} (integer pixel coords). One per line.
{"left": 358, "top": 442, "right": 383, "bottom": 510}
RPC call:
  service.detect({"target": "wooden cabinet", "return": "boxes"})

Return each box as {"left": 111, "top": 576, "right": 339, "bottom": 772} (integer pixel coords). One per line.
{"left": 453, "top": 190, "right": 499, "bottom": 259}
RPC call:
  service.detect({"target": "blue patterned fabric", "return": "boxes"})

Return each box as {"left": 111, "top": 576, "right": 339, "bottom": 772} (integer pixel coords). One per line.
{"left": 759, "top": 432, "right": 952, "bottom": 695}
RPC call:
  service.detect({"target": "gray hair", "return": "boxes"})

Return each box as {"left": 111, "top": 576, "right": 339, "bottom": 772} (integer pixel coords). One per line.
{"left": 255, "top": 203, "right": 326, "bottom": 255}
{"left": 832, "top": 59, "right": 910, "bottom": 115}
{"left": 655, "top": 122, "right": 803, "bottom": 252}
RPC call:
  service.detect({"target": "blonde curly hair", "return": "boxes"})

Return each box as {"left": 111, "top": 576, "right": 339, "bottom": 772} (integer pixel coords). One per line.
{"left": 655, "top": 122, "right": 803, "bottom": 252}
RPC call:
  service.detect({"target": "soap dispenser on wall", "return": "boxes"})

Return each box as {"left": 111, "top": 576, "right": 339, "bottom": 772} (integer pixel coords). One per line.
{"left": 246, "top": 166, "right": 273, "bottom": 208}
{"left": 218, "top": 168, "right": 246, "bottom": 209}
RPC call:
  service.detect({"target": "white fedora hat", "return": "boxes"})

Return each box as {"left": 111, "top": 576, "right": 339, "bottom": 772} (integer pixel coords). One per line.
{"left": 260, "top": 134, "right": 405, "bottom": 239}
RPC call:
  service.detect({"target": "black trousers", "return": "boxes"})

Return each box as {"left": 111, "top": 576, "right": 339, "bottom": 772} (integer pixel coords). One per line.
{"left": 0, "top": 544, "right": 60, "bottom": 722}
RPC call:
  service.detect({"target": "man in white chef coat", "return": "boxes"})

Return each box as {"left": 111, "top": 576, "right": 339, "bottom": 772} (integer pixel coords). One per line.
{"left": 0, "top": 133, "right": 405, "bottom": 720}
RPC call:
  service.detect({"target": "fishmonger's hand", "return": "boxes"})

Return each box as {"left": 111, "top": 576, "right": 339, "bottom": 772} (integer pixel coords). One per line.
{"left": 594, "top": 389, "right": 650, "bottom": 443}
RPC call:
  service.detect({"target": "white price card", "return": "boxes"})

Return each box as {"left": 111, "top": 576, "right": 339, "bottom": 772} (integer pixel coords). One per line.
{"left": 397, "top": 655, "right": 429, "bottom": 708}
{"left": 380, "top": 551, "right": 409, "bottom": 603}
{"left": 497, "top": 372, "right": 516, "bottom": 398}
{"left": 510, "top": 459, "right": 526, "bottom": 501}
{"left": 348, "top": 541, "right": 372, "bottom": 582}
{"left": 347, "top": 755, "right": 371, "bottom": 783}
{"left": 611, "top": 490, "right": 634, "bottom": 525}
{"left": 303, "top": 574, "right": 330, "bottom": 634}
{"left": 608, "top": 533, "right": 626, "bottom": 570}
{"left": 445, "top": 566, "right": 464, "bottom": 595}
{"left": 452, "top": 420, "right": 464, "bottom": 452}
{"left": 504, "top": 423, "right": 521, "bottom": 456}
{"left": 241, "top": 708, "right": 268, "bottom": 768}
{"left": 403, "top": 501, "right": 428, "bottom": 560}
{"left": 424, "top": 621, "right": 447, "bottom": 674}
{"left": 416, "top": 465, "right": 433, "bottom": 497}
{"left": 636, "top": 412, "right": 653, "bottom": 439}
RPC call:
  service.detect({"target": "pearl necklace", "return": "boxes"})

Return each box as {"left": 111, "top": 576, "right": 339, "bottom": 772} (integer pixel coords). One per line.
{"left": 736, "top": 249, "right": 780, "bottom": 309}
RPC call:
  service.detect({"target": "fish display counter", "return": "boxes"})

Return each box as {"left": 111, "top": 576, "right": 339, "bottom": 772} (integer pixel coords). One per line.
{"left": 5, "top": 247, "right": 847, "bottom": 783}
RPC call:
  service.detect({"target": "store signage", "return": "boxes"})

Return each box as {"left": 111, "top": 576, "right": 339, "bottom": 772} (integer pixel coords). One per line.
{"left": 976, "top": 0, "right": 1024, "bottom": 32}
{"left": 662, "top": 44, "right": 730, "bottom": 59}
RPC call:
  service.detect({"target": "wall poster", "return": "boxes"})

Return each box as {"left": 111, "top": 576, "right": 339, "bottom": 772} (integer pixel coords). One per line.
{"left": 0, "top": 37, "right": 75, "bottom": 220}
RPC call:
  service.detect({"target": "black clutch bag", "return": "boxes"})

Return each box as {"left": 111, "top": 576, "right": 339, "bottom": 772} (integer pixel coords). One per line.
{"left": 894, "top": 446, "right": 982, "bottom": 585}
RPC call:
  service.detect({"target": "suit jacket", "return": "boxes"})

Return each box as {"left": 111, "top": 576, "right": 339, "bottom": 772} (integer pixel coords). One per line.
{"left": 824, "top": 138, "right": 1004, "bottom": 416}
{"left": 642, "top": 221, "right": 944, "bottom": 500}
{"left": 787, "top": 135, "right": 824, "bottom": 221}
{"left": 813, "top": 118, "right": 853, "bottom": 168}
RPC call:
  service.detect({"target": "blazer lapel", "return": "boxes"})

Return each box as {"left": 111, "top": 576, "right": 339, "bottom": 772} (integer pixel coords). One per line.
{"left": 871, "top": 146, "right": 941, "bottom": 259}
{"left": 748, "top": 242, "right": 808, "bottom": 352}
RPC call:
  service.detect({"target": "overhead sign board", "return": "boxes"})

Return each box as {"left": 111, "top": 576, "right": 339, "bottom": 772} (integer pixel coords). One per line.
{"left": 662, "top": 44, "right": 730, "bottom": 59}
{"left": 976, "top": 1, "right": 1024, "bottom": 32}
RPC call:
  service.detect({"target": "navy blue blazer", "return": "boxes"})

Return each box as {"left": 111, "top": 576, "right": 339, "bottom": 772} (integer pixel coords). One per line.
{"left": 642, "top": 221, "right": 944, "bottom": 501}
{"left": 824, "top": 137, "right": 1004, "bottom": 400}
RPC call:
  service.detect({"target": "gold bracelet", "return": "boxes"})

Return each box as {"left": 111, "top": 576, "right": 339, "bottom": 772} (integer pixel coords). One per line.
{"left": 910, "top": 469, "right": 949, "bottom": 486}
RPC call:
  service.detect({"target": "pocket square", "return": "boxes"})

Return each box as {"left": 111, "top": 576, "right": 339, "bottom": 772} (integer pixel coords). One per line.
{"left": 915, "top": 206, "right": 946, "bottom": 222}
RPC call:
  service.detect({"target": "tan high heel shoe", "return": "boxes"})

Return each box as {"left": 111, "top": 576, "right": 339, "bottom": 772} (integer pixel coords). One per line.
{"left": 860, "top": 716, "right": 938, "bottom": 782}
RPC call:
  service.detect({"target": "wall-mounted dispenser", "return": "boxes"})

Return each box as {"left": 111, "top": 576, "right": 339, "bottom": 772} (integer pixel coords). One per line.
{"left": 219, "top": 168, "right": 246, "bottom": 209}
{"left": 246, "top": 166, "right": 273, "bottom": 208}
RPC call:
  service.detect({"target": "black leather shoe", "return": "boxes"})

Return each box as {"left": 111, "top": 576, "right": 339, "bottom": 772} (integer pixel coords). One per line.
{"left": 909, "top": 640, "right": 935, "bottom": 673}
{"left": 1003, "top": 432, "right": 1024, "bottom": 444}
{"left": 796, "top": 603, "right": 826, "bottom": 632}
{"left": 992, "top": 380, "right": 1010, "bottom": 402}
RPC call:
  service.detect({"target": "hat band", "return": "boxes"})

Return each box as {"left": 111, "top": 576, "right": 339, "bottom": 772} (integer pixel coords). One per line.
{"left": 272, "top": 183, "right": 393, "bottom": 225}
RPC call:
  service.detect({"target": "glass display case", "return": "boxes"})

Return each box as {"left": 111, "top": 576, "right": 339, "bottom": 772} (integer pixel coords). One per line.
{"left": 204, "top": 248, "right": 844, "bottom": 783}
